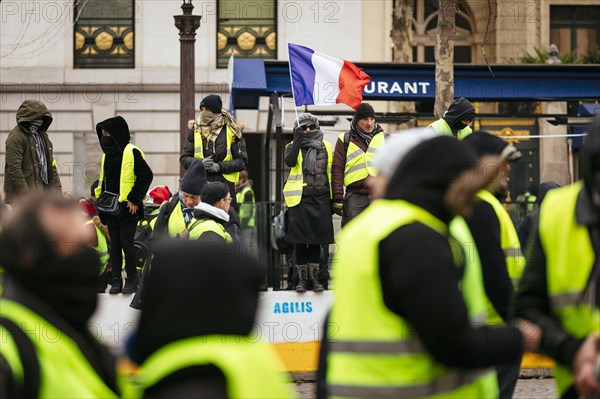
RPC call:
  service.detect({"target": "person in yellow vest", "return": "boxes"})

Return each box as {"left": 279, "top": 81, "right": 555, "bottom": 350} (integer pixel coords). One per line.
{"left": 331, "top": 103, "right": 386, "bottom": 226}
{"left": 187, "top": 182, "right": 233, "bottom": 243}
{"left": 0, "top": 195, "right": 123, "bottom": 398}
{"left": 80, "top": 198, "right": 112, "bottom": 293}
{"left": 461, "top": 131, "right": 525, "bottom": 399}
{"left": 515, "top": 114, "right": 600, "bottom": 399}
{"left": 426, "top": 97, "right": 476, "bottom": 140}
{"left": 320, "top": 135, "right": 540, "bottom": 399}
{"left": 125, "top": 239, "right": 293, "bottom": 398}
{"left": 180, "top": 95, "right": 248, "bottom": 211}
{"left": 235, "top": 170, "right": 256, "bottom": 241}
{"left": 95, "top": 116, "right": 153, "bottom": 295}
{"left": 284, "top": 113, "right": 333, "bottom": 293}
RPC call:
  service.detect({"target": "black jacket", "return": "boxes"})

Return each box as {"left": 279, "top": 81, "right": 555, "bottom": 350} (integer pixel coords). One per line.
{"left": 180, "top": 125, "right": 248, "bottom": 173}
{"left": 96, "top": 116, "right": 153, "bottom": 225}
{"left": 284, "top": 135, "right": 330, "bottom": 197}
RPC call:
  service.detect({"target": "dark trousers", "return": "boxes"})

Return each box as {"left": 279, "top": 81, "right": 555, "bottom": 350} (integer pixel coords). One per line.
{"left": 108, "top": 220, "right": 137, "bottom": 280}
{"left": 496, "top": 354, "right": 522, "bottom": 399}
{"left": 295, "top": 244, "right": 321, "bottom": 264}
{"left": 342, "top": 192, "right": 371, "bottom": 227}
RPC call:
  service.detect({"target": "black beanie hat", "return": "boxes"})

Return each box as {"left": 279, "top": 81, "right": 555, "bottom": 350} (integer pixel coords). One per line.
{"left": 180, "top": 159, "right": 208, "bottom": 195}
{"left": 199, "top": 95, "right": 223, "bottom": 114}
{"left": 201, "top": 182, "right": 230, "bottom": 205}
{"left": 463, "top": 131, "right": 522, "bottom": 162}
{"left": 355, "top": 103, "right": 375, "bottom": 120}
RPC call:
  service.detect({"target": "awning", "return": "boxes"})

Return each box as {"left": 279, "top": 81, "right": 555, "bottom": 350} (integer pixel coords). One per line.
{"left": 230, "top": 60, "right": 600, "bottom": 109}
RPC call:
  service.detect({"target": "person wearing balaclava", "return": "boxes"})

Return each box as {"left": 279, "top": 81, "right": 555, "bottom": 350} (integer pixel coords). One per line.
{"left": 461, "top": 131, "right": 525, "bottom": 399}
{"left": 4, "top": 100, "right": 62, "bottom": 203}
{"left": 0, "top": 195, "right": 122, "bottom": 398}
{"left": 283, "top": 112, "right": 334, "bottom": 293}
{"left": 427, "top": 97, "right": 476, "bottom": 140}
{"left": 129, "top": 239, "right": 293, "bottom": 398}
{"left": 319, "top": 136, "right": 540, "bottom": 399}
{"left": 179, "top": 94, "right": 249, "bottom": 211}
{"left": 331, "top": 103, "right": 387, "bottom": 227}
{"left": 95, "top": 116, "right": 153, "bottom": 295}
{"left": 187, "top": 181, "right": 233, "bottom": 243}
{"left": 515, "top": 114, "right": 600, "bottom": 399}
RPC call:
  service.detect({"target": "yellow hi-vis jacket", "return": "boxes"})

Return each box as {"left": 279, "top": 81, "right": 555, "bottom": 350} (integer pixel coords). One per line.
{"left": 193, "top": 123, "right": 240, "bottom": 183}
{"left": 428, "top": 118, "right": 472, "bottom": 140}
{"left": 0, "top": 299, "right": 122, "bottom": 398}
{"left": 283, "top": 140, "right": 332, "bottom": 208}
{"left": 337, "top": 131, "right": 385, "bottom": 187}
{"left": 538, "top": 182, "right": 600, "bottom": 396}
{"left": 129, "top": 336, "right": 294, "bottom": 398}
{"left": 95, "top": 143, "right": 144, "bottom": 202}
{"left": 327, "top": 199, "right": 496, "bottom": 399}
{"left": 85, "top": 220, "right": 109, "bottom": 275}
{"left": 477, "top": 189, "right": 526, "bottom": 325}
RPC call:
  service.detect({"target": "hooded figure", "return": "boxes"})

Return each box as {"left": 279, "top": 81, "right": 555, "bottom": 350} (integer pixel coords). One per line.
{"left": 132, "top": 239, "right": 294, "bottom": 398}
{"left": 0, "top": 195, "right": 121, "bottom": 398}
{"left": 427, "top": 97, "right": 476, "bottom": 140}
{"left": 4, "top": 100, "right": 62, "bottom": 203}
{"left": 319, "top": 136, "right": 537, "bottom": 399}
{"left": 515, "top": 114, "right": 600, "bottom": 399}
{"left": 95, "top": 116, "right": 153, "bottom": 295}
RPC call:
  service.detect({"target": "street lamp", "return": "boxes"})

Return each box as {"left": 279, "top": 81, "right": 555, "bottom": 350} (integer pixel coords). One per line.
{"left": 174, "top": 0, "right": 201, "bottom": 177}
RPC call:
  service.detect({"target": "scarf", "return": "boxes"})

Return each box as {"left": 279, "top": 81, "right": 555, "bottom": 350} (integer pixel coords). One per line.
{"left": 179, "top": 192, "right": 195, "bottom": 224}
{"left": 351, "top": 118, "right": 376, "bottom": 146}
{"left": 198, "top": 109, "right": 242, "bottom": 155}
{"left": 301, "top": 130, "right": 324, "bottom": 175}
{"left": 29, "top": 120, "right": 49, "bottom": 184}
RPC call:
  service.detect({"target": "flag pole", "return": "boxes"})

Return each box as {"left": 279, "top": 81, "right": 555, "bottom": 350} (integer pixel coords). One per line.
{"left": 286, "top": 40, "right": 300, "bottom": 124}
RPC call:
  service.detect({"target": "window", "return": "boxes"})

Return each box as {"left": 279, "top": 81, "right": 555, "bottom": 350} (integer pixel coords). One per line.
{"left": 74, "top": 0, "right": 135, "bottom": 68}
{"left": 410, "top": 0, "right": 474, "bottom": 63}
{"left": 217, "top": 0, "right": 277, "bottom": 68}
{"left": 550, "top": 6, "right": 600, "bottom": 58}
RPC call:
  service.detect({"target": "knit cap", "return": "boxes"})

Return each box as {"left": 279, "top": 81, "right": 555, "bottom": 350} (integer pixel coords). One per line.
{"left": 355, "top": 103, "right": 375, "bottom": 120}
{"left": 199, "top": 95, "right": 223, "bottom": 113}
{"left": 181, "top": 160, "right": 208, "bottom": 195}
{"left": 201, "top": 182, "right": 230, "bottom": 205}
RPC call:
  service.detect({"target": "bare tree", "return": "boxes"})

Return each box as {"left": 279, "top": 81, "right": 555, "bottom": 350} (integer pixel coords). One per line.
{"left": 390, "top": 0, "right": 415, "bottom": 125}
{"left": 434, "top": 0, "right": 456, "bottom": 119}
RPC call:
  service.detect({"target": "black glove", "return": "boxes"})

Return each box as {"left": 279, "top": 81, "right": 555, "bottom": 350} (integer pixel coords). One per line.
{"left": 293, "top": 126, "right": 304, "bottom": 144}
{"left": 203, "top": 157, "right": 215, "bottom": 172}
{"left": 209, "top": 162, "right": 221, "bottom": 173}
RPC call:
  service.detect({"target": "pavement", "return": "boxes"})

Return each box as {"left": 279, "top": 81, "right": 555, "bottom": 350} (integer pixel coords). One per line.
{"left": 292, "top": 378, "right": 558, "bottom": 399}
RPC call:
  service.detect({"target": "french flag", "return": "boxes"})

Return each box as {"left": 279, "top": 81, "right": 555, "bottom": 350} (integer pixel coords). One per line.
{"left": 288, "top": 43, "right": 371, "bottom": 110}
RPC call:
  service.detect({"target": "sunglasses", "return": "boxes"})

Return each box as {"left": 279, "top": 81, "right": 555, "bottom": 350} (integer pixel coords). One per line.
{"left": 302, "top": 124, "right": 318, "bottom": 131}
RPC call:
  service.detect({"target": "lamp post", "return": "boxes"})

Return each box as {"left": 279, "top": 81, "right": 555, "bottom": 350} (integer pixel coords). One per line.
{"left": 174, "top": 0, "right": 201, "bottom": 178}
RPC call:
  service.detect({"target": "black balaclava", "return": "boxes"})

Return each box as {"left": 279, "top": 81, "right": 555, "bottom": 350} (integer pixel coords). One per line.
{"left": 443, "top": 97, "right": 475, "bottom": 136}
{"left": 96, "top": 116, "right": 131, "bottom": 153}
{"left": 136, "top": 238, "right": 265, "bottom": 363}
{"left": 385, "top": 136, "right": 478, "bottom": 224}
{"left": 0, "top": 201, "right": 100, "bottom": 331}
{"left": 100, "top": 135, "right": 121, "bottom": 155}
{"left": 580, "top": 114, "right": 600, "bottom": 210}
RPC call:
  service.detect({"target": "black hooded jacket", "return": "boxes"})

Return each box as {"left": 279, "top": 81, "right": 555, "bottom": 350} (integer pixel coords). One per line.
{"left": 96, "top": 116, "right": 153, "bottom": 225}
{"left": 442, "top": 97, "right": 475, "bottom": 137}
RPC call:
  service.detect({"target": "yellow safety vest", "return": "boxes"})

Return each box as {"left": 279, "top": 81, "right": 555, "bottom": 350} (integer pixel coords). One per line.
{"left": 236, "top": 185, "right": 255, "bottom": 228}
{"left": 129, "top": 336, "right": 293, "bottom": 399}
{"left": 428, "top": 118, "right": 472, "bottom": 140}
{"left": 327, "top": 199, "right": 496, "bottom": 399}
{"left": 188, "top": 218, "right": 232, "bottom": 243}
{"left": 476, "top": 189, "right": 526, "bottom": 325}
{"left": 283, "top": 140, "right": 332, "bottom": 208}
{"left": 0, "top": 299, "right": 122, "bottom": 398}
{"left": 338, "top": 131, "right": 385, "bottom": 187}
{"left": 85, "top": 220, "right": 109, "bottom": 275}
{"left": 95, "top": 143, "right": 144, "bottom": 202}
{"left": 538, "top": 182, "right": 600, "bottom": 395}
{"left": 193, "top": 123, "right": 240, "bottom": 183}
{"left": 166, "top": 203, "right": 188, "bottom": 238}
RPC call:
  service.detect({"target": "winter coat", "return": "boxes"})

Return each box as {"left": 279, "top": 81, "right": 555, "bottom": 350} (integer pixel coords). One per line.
{"left": 284, "top": 136, "right": 330, "bottom": 197}
{"left": 96, "top": 116, "right": 153, "bottom": 226}
{"left": 180, "top": 125, "right": 248, "bottom": 173}
{"left": 331, "top": 126, "right": 385, "bottom": 202}
{"left": 4, "top": 100, "right": 62, "bottom": 202}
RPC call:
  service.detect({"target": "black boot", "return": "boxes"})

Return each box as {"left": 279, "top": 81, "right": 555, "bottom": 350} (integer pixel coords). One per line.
{"left": 122, "top": 275, "right": 139, "bottom": 294}
{"left": 309, "top": 263, "right": 324, "bottom": 292}
{"left": 109, "top": 277, "right": 122, "bottom": 294}
{"left": 295, "top": 265, "right": 308, "bottom": 293}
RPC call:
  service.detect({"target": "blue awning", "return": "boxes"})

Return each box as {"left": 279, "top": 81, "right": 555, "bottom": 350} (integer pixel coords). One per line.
{"left": 231, "top": 60, "right": 600, "bottom": 109}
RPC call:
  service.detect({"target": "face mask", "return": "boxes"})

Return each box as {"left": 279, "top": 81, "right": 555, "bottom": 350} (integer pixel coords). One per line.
{"left": 200, "top": 109, "right": 218, "bottom": 125}
{"left": 454, "top": 121, "right": 468, "bottom": 130}
{"left": 100, "top": 135, "right": 120, "bottom": 154}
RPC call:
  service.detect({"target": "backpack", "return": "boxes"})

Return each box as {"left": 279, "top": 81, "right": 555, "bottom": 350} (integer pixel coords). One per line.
{"left": 133, "top": 203, "right": 161, "bottom": 274}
